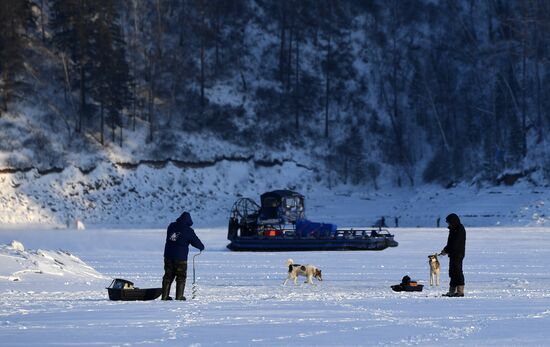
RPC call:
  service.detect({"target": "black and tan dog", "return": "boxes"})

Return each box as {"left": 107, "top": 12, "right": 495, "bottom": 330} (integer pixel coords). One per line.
{"left": 283, "top": 259, "right": 322, "bottom": 285}
{"left": 428, "top": 253, "right": 441, "bottom": 286}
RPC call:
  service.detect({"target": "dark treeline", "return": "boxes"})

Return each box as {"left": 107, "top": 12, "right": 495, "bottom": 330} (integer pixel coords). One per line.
{"left": 1, "top": 0, "right": 550, "bottom": 186}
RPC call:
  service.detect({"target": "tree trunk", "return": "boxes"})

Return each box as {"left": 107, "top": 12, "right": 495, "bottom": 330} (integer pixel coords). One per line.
{"left": 423, "top": 75, "right": 450, "bottom": 153}
{"left": 215, "top": 6, "right": 220, "bottom": 72}
{"left": 278, "top": 1, "right": 287, "bottom": 83}
{"left": 535, "top": 60, "right": 542, "bottom": 142}
{"left": 132, "top": 81, "right": 136, "bottom": 131}
{"left": 112, "top": 113, "right": 116, "bottom": 143}
{"left": 521, "top": 37, "right": 527, "bottom": 158}
{"left": 132, "top": 0, "right": 139, "bottom": 132}
{"left": 287, "top": 13, "right": 293, "bottom": 91}
{"left": 324, "top": 30, "right": 331, "bottom": 138}
{"left": 79, "top": 64, "right": 85, "bottom": 133}
{"left": 200, "top": 36, "right": 205, "bottom": 108}
{"left": 1, "top": 88, "right": 7, "bottom": 113}
{"left": 148, "top": 55, "right": 155, "bottom": 143}
{"left": 148, "top": 75, "right": 154, "bottom": 142}
{"left": 100, "top": 103, "right": 104, "bottom": 146}
{"left": 294, "top": 27, "right": 300, "bottom": 131}
{"left": 40, "top": 0, "right": 46, "bottom": 43}
{"left": 77, "top": 0, "right": 85, "bottom": 134}
{"left": 200, "top": 1, "right": 206, "bottom": 109}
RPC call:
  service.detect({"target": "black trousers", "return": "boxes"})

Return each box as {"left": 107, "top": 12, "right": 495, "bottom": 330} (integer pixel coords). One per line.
{"left": 163, "top": 258, "right": 188, "bottom": 285}
{"left": 449, "top": 257, "right": 465, "bottom": 287}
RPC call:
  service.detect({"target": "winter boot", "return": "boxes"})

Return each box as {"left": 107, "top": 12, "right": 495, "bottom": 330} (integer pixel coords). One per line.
{"left": 175, "top": 281, "right": 186, "bottom": 301}
{"left": 453, "top": 285, "right": 465, "bottom": 297}
{"left": 161, "top": 280, "right": 173, "bottom": 300}
{"left": 442, "top": 286, "right": 457, "bottom": 297}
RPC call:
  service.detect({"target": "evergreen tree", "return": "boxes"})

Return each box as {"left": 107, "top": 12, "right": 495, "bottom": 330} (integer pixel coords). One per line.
{"left": 90, "top": 0, "right": 131, "bottom": 146}
{"left": 0, "top": 0, "right": 35, "bottom": 114}
{"left": 50, "top": 0, "right": 98, "bottom": 132}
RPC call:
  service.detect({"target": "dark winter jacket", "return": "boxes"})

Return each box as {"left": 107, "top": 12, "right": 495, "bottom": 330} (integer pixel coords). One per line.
{"left": 443, "top": 213, "right": 466, "bottom": 259}
{"left": 164, "top": 212, "right": 205, "bottom": 261}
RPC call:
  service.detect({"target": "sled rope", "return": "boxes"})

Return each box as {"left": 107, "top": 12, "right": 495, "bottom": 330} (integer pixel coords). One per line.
{"left": 192, "top": 251, "right": 202, "bottom": 299}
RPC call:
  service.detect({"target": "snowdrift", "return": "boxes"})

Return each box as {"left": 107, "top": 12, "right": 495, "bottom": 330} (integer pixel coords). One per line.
{"left": 0, "top": 240, "right": 106, "bottom": 285}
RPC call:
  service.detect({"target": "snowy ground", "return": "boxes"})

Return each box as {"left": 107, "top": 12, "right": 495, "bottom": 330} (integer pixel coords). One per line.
{"left": 1, "top": 227, "right": 549, "bottom": 346}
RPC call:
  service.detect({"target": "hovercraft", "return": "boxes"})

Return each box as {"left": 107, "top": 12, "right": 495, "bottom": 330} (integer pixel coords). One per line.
{"left": 227, "top": 190, "right": 398, "bottom": 252}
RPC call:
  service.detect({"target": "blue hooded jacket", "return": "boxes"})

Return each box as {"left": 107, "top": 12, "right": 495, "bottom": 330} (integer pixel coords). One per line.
{"left": 164, "top": 212, "right": 205, "bottom": 261}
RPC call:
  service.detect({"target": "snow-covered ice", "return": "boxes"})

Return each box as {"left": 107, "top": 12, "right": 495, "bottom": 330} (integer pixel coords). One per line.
{"left": 1, "top": 226, "right": 549, "bottom": 346}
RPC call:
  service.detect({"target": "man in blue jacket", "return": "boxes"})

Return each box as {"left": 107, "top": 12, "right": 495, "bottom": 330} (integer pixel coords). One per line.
{"left": 162, "top": 211, "right": 205, "bottom": 300}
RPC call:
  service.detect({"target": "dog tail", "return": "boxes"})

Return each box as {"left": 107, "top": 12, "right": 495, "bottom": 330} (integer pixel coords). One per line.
{"left": 287, "top": 258, "right": 294, "bottom": 266}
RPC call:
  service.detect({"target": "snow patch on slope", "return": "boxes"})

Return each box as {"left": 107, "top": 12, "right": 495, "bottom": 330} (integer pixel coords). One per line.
{"left": 0, "top": 240, "right": 106, "bottom": 284}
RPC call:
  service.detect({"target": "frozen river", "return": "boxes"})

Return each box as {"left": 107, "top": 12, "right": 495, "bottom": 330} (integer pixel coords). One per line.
{"left": 1, "top": 227, "right": 549, "bottom": 346}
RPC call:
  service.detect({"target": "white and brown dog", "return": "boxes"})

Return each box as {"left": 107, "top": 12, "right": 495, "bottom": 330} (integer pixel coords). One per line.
{"left": 283, "top": 259, "right": 322, "bottom": 285}
{"left": 428, "top": 253, "right": 441, "bottom": 286}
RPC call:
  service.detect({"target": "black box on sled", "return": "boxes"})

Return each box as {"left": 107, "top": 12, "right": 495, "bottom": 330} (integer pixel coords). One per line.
{"left": 107, "top": 278, "right": 162, "bottom": 301}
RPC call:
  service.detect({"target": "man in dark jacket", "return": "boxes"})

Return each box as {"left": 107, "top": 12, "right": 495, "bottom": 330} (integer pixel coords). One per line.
{"left": 162, "top": 211, "right": 205, "bottom": 300}
{"left": 440, "top": 213, "right": 466, "bottom": 297}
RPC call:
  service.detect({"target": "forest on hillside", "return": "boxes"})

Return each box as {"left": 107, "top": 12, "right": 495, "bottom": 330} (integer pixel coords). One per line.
{"left": 1, "top": 0, "right": 550, "bottom": 187}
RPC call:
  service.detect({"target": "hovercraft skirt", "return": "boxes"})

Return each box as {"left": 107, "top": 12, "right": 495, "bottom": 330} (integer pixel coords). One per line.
{"left": 227, "top": 237, "right": 398, "bottom": 252}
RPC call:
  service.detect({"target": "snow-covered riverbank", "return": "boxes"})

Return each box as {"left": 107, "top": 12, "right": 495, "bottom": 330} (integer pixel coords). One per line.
{"left": 2, "top": 160, "right": 550, "bottom": 228}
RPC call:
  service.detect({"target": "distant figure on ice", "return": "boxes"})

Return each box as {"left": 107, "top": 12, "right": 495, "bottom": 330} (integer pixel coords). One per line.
{"left": 440, "top": 213, "right": 466, "bottom": 297}
{"left": 76, "top": 219, "right": 86, "bottom": 230}
{"left": 374, "top": 216, "right": 387, "bottom": 229}
{"left": 436, "top": 217, "right": 441, "bottom": 228}
{"left": 162, "top": 211, "right": 205, "bottom": 301}
{"left": 394, "top": 216, "right": 399, "bottom": 228}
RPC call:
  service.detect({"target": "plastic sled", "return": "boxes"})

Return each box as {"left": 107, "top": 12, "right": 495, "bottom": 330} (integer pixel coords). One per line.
{"left": 391, "top": 283, "right": 424, "bottom": 292}
{"left": 107, "top": 278, "right": 162, "bottom": 301}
